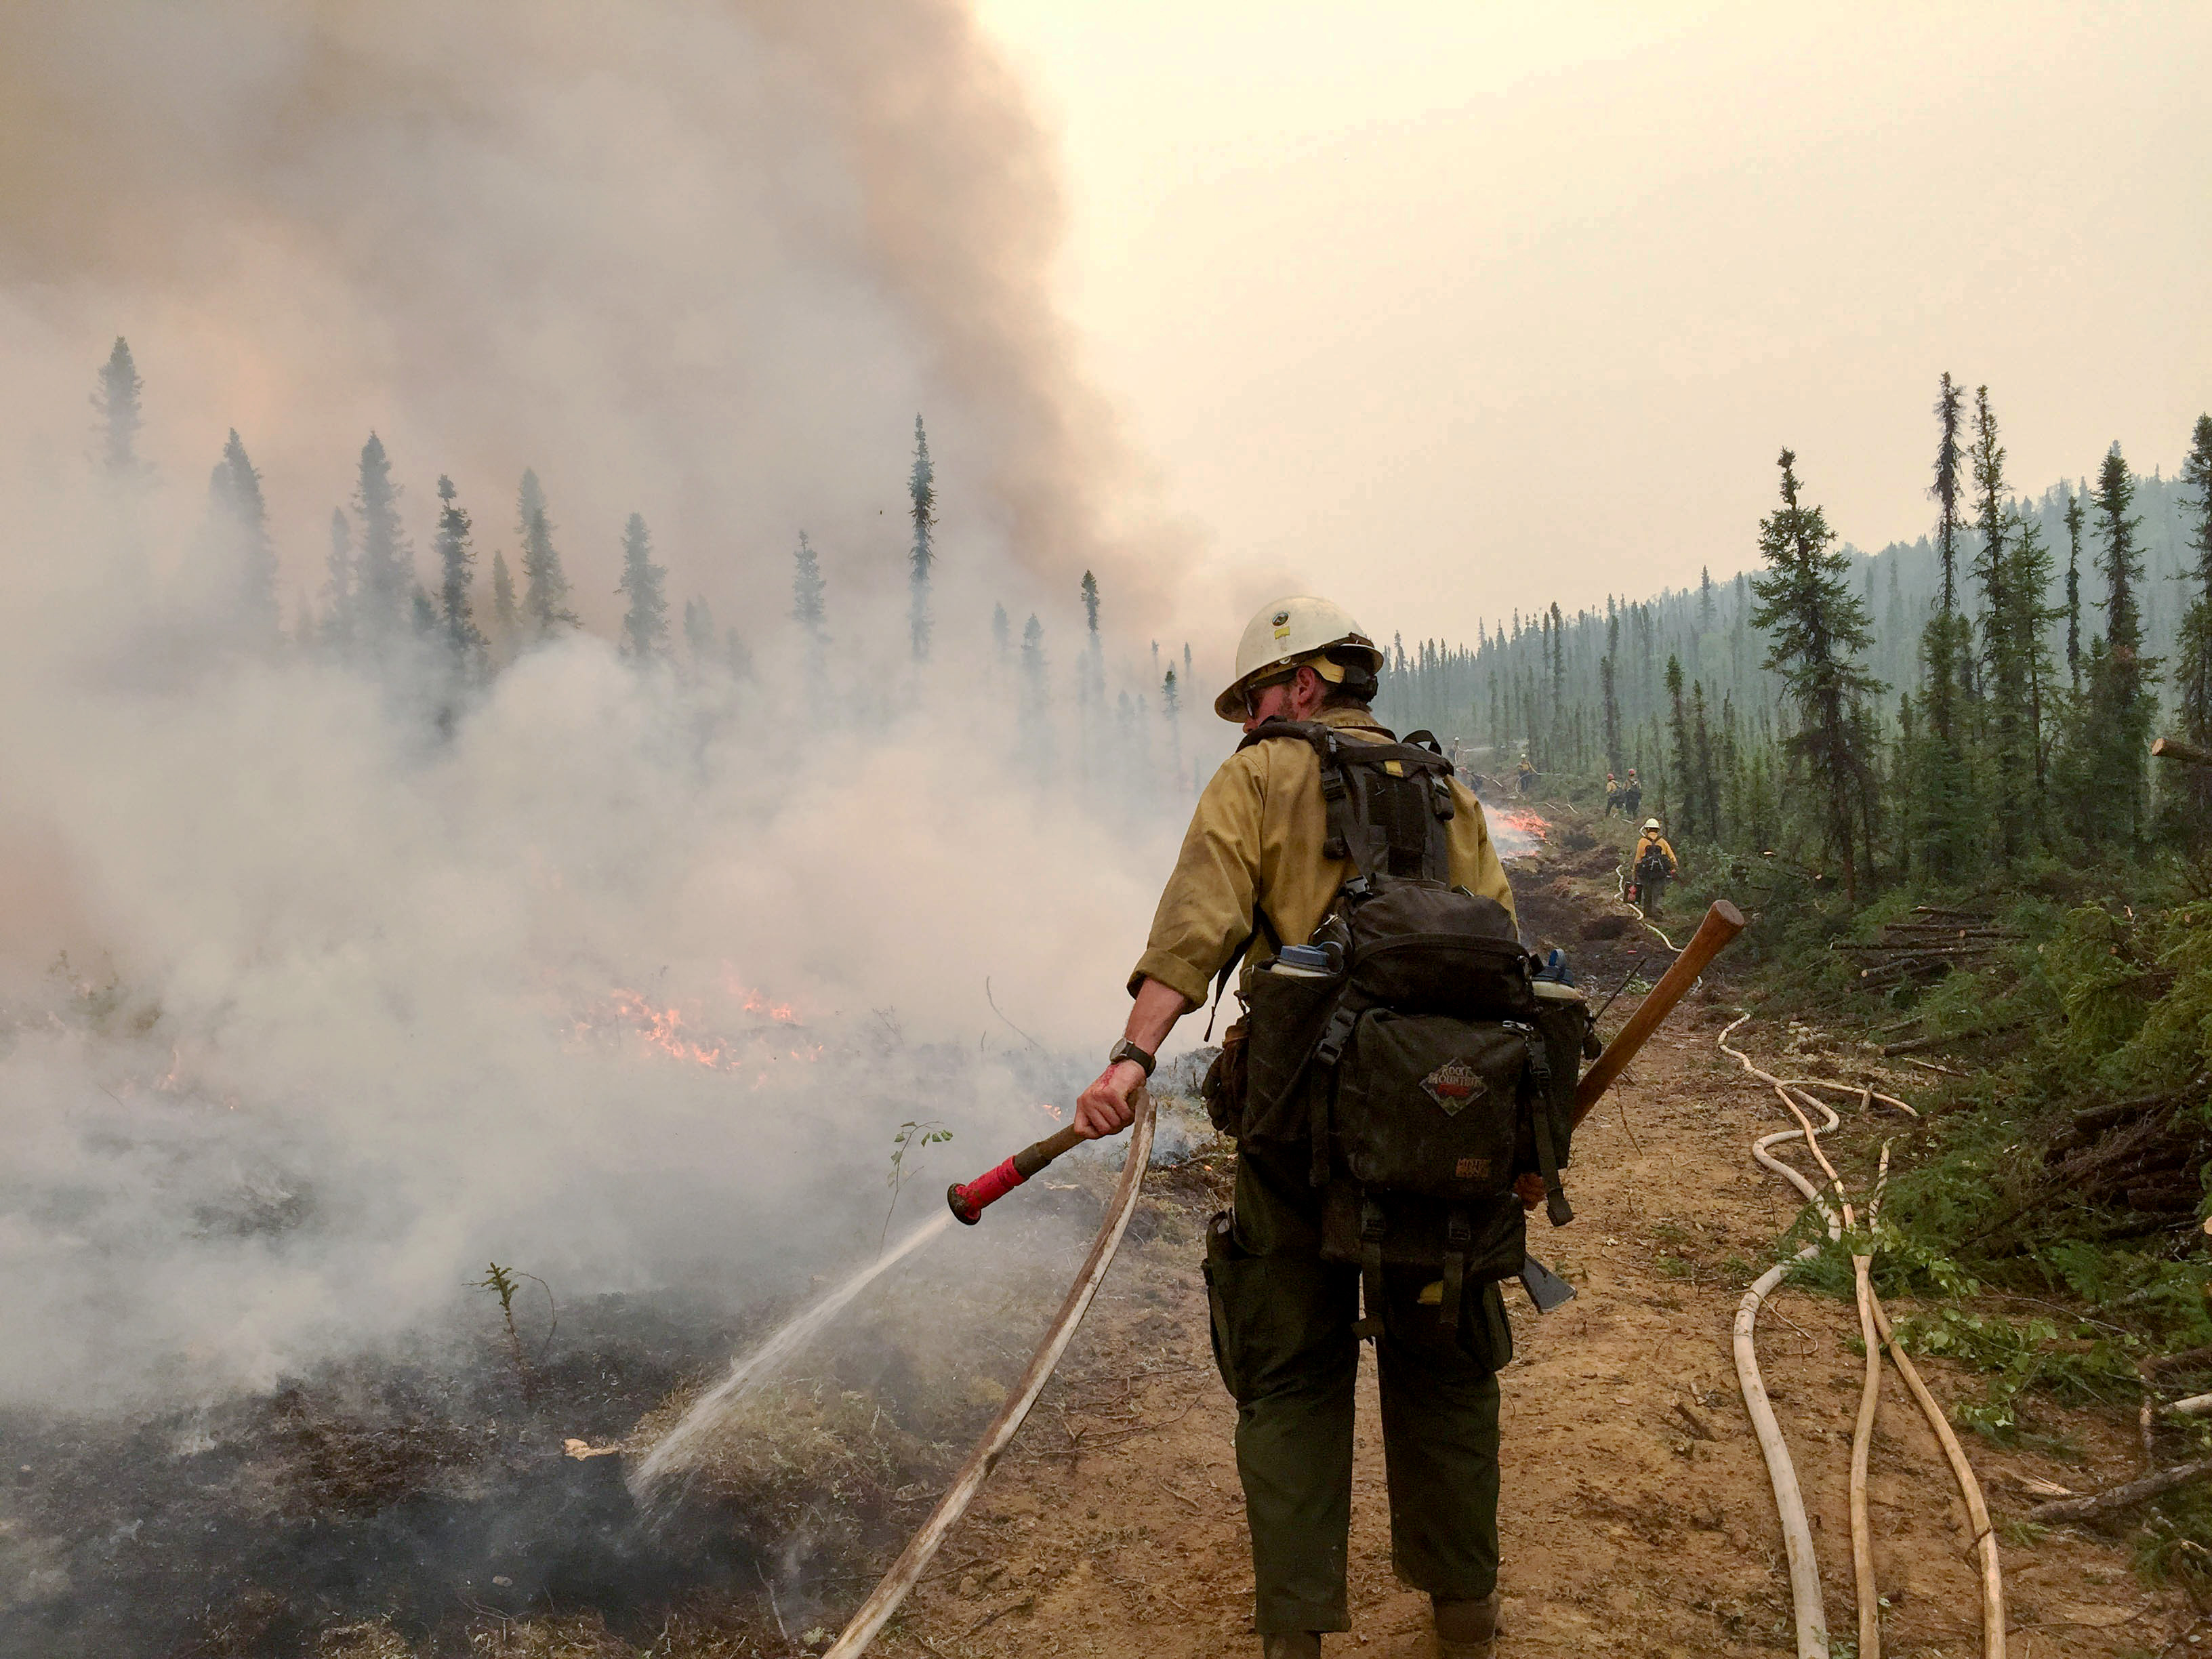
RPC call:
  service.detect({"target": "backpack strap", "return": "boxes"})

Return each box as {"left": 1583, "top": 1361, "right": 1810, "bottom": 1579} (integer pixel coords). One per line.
{"left": 1353, "top": 1193, "right": 1388, "bottom": 1341}
{"left": 1513, "top": 1022, "right": 1574, "bottom": 1227}
{"left": 1202, "top": 905, "right": 1280, "bottom": 1041}
{"left": 1439, "top": 1206, "right": 1473, "bottom": 1332}
{"left": 1240, "top": 717, "right": 1455, "bottom": 882}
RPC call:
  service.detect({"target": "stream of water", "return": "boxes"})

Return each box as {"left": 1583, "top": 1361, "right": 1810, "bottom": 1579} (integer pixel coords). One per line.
{"left": 628, "top": 1210, "right": 955, "bottom": 1499}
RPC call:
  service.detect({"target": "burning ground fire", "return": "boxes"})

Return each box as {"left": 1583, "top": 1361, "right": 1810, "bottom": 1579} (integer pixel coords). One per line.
{"left": 1483, "top": 801, "right": 1549, "bottom": 859}
{"left": 571, "top": 975, "right": 823, "bottom": 1079}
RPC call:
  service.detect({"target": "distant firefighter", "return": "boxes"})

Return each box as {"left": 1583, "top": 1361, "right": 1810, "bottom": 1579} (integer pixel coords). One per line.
{"left": 1631, "top": 817, "right": 1679, "bottom": 915}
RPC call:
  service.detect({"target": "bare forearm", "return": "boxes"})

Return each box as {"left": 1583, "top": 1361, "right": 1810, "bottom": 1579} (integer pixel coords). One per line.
{"left": 1124, "top": 976, "right": 1194, "bottom": 1056}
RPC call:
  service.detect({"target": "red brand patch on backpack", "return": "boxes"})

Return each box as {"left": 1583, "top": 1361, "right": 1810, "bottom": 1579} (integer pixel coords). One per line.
{"left": 1420, "top": 1059, "right": 1487, "bottom": 1116}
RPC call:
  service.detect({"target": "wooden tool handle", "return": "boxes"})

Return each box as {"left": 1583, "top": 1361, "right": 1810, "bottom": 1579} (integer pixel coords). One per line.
{"left": 1015, "top": 1122, "right": 1088, "bottom": 1177}
{"left": 1572, "top": 899, "right": 1745, "bottom": 1128}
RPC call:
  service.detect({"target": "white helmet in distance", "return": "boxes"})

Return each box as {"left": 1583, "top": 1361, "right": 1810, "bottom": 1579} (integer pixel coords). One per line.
{"left": 1214, "top": 595, "right": 1385, "bottom": 722}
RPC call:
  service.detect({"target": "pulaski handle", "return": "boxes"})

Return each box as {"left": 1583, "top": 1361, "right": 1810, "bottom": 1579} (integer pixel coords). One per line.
{"left": 947, "top": 1121, "right": 1090, "bottom": 1225}
{"left": 1571, "top": 899, "right": 1746, "bottom": 1130}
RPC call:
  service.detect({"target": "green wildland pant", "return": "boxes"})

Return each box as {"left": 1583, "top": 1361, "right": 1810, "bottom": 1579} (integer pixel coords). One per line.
{"left": 1204, "top": 1147, "right": 1508, "bottom": 1635}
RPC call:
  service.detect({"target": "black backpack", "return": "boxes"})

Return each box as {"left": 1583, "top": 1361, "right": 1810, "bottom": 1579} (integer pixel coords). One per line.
{"left": 1210, "top": 719, "right": 1591, "bottom": 1335}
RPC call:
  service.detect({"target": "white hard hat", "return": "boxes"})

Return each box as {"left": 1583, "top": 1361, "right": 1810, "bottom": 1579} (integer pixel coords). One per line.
{"left": 1214, "top": 596, "right": 1384, "bottom": 722}
{"left": 1643, "top": 817, "right": 1662, "bottom": 832}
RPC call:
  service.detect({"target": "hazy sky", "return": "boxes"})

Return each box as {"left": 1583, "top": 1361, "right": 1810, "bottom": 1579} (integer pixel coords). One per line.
{"left": 977, "top": 1, "right": 2212, "bottom": 647}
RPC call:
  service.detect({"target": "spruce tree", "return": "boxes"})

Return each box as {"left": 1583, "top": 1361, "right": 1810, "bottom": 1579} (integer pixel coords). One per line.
{"left": 516, "top": 468, "right": 579, "bottom": 638}
{"left": 432, "top": 475, "right": 485, "bottom": 659}
{"left": 907, "top": 415, "right": 936, "bottom": 661}
{"left": 2063, "top": 487, "right": 2085, "bottom": 692}
{"left": 792, "top": 530, "right": 827, "bottom": 646}
{"left": 1665, "top": 654, "right": 1694, "bottom": 839}
{"left": 1969, "top": 386, "right": 2031, "bottom": 857}
{"left": 352, "top": 433, "right": 411, "bottom": 638}
{"left": 2081, "top": 443, "right": 2156, "bottom": 848}
{"left": 490, "top": 550, "right": 518, "bottom": 651}
{"left": 2175, "top": 414, "right": 2212, "bottom": 839}
{"left": 724, "top": 628, "right": 753, "bottom": 679}
{"left": 323, "top": 508, "right": 355, "bottom": 647}
{"left": 1915, "top": 374, "right": 1977, "bottom": 879}
{"left": 991, "top": 602, "right": 1010, "bottom": 664}
{"left": 1750, "top": 449, "right": 1885, "bottom": 904}
{"left": 209, "top": 429, "right": 279, "bottom": 642}
{"left": 615, "top": 513, "right": 670, "bottom": 659}
{"left": 2008, "top": 509, "right": 2060, "bottom": 807}
{"left": 94, "top": 337, "right": 144, "bottom": 481}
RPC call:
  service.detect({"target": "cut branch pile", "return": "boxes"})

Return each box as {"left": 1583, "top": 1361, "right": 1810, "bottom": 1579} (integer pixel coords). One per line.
{"left": 2040, "top": 1076, "right": 2211, "bottom": 1217}
{"left": 1832, "top": 908, "right": 2024, "bottom": 987}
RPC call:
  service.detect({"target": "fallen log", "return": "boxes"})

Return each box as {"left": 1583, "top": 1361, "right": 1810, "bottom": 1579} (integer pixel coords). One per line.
{"left": 1833, "top": 942, "right": 2004, "bottom": 956}
{"left": 2072, "top": 1090, "right": 2189, "bottom": 1136}
{"left": 1882, "top": 1023, "right": 2028, "bottom": 1056}
{"left": 1860, "top": 956, "right": 1975, "bottom": 983}
{"left": 2027, "top": 1457, "right": 2212, "bottom": 1523}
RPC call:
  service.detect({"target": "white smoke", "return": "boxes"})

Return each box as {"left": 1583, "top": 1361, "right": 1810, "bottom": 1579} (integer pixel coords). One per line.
{"left": 0, "top": 1, "right": 1213, "bottom": 1412}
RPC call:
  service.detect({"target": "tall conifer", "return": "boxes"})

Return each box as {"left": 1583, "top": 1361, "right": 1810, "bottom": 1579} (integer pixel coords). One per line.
{"left": 516, "top": 469, "right": 579, "bottom": 638}
{"left": 615, "top": 514, "right": 670, "bottom": 659}
{"left": 2175, "top": 415, "right": 2212, "bottom": 838}
{"left": 1750, "top": 449, "right": 1885, "bottom": 903}
{"left": 94, "top": 337, "right": 145, "bottom": 481}
{"left": 208, "top": 429, "right": 279, "bottom": 642}
{"left": 352, "top": 434, "right": 411, "bottom": 638}
{"left": 432, "top": 475, "right": 485, "bottom": 659}
{"left": 1915, "top": 374, "right": 1977, "bottom": 878}
{"left": 2076, "top": 445, "right": 2156, "bottom": 848}
{"left": 908, "top": 415, "right": 935, "bottom": 661}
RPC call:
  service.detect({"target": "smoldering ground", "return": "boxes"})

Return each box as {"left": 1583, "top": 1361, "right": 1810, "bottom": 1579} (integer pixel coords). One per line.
{"left": 0, "top": 4, "right": 1228, "bottom": 1648}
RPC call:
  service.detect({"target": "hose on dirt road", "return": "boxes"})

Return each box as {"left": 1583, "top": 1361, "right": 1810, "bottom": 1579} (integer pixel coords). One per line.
{"left": 1719, "top": 1016, "right": 2006, "bottom": 1659}
{"left": 821, "top": 1091, "right": 1158, "bottom": 1659}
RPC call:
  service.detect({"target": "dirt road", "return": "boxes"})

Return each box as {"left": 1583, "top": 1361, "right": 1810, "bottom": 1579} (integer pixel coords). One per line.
{"left": 865, "top": 990, "right": 2182, "bottom": 1657}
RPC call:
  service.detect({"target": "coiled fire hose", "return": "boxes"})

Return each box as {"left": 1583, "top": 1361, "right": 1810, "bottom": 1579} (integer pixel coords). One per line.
{"left": 1720, "top": 1015, "right": 2005, "bottom": 1659}
{"left": 821, "top": 1090, "right": 1155, "bottom": 1659}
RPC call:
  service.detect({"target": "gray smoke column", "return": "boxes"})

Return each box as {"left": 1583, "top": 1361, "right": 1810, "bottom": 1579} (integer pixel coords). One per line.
{"left": 0, "top": 0, "right": 1183, "bottom": 626}
{"left": 0, "top": 1, "right": 1204, "bottom": 1413}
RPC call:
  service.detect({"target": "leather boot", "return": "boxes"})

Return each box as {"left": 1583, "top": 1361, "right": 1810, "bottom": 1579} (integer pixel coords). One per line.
{"left": 1260, "top": 1635, "right": 1322, "bottom": 1659}
{"left": 1433, "top": 1590, "right": 1501, "bottom": 1658}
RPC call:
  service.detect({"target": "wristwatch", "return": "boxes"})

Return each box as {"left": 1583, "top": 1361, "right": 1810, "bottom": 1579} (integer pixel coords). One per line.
{"left": 1108, "top": 1038, "right": 1158, "bottom": 1078}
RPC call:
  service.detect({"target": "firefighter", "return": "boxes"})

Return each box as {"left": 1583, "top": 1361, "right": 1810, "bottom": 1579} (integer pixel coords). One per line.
{"left": 1603, "top": 773, "right": 1621, "bottom": 817}
{"left": 1514, "top": 754, "right": 1536, "bottom": 796}
{"left": 1072, "top": 596, "right": 1525, "bottom": 1659}
{"left": 1632, "top": 817, "right": 1679, "bottom": 916}
{"left": 1620, "top": 769, "right": 1642, "bottom": 819}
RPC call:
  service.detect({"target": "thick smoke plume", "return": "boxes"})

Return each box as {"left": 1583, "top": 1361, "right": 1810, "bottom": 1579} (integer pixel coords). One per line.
{"left": 0, "top": 0, "right": 1183, "bottom": 628}
{"left": 0, "top": 1, "right": 1209, "bottom": 1414}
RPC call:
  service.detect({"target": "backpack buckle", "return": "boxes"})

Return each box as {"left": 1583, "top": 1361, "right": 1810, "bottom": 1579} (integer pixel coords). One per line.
{"left": 1314, "top": 1007, "right": 1356, "bottom": 1067}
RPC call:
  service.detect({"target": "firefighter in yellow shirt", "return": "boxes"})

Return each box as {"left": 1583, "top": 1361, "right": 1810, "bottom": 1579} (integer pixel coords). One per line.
{"left": 1069, "top": 597, "right": 1523, "bottom": 1659}
{"left": 1631, "top": 817, "right": 1679, "bottom": 915}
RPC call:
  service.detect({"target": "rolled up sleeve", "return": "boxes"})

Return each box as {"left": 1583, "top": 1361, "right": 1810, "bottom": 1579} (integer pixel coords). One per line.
{"left": 1128, "top": 756, "right": 1267, "bottom": 1004}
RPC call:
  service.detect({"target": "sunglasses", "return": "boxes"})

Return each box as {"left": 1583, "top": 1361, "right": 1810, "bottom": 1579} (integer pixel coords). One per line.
{"left": 1242, "top": 669, "right": 1298, "bottom": 718}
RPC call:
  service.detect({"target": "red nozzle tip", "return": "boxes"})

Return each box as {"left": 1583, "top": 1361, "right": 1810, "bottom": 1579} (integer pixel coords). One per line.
{"left": 947, "top": 1181, "right": 983, "bottom": 1225}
